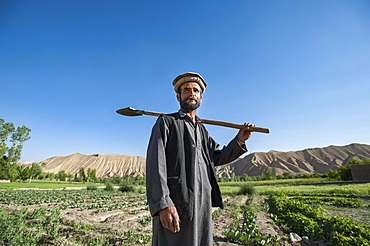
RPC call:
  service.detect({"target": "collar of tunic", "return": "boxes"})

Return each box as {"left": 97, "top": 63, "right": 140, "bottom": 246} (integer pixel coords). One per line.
{"left": 177, "top": 109, "right": 203, "bottom": 125}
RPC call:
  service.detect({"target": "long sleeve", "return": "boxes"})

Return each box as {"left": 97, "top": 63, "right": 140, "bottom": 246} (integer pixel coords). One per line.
{"left": 211, "top": 136, "right": 247, "bottom": 167}
{"left": 146, "top": 117, "right": 174, "bottom": 217}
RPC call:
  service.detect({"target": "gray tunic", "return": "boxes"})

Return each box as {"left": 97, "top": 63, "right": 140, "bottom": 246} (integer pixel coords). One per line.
{"left": 147, "top": 110, "right": 247, "bottom": 246}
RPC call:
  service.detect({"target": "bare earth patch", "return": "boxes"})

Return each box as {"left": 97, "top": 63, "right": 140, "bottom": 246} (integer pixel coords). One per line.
{"left": 213, "top": 195, "right": 292, "bottom": 246}
{"left": 4, "top": 191, "right": 365, "bottom": 245}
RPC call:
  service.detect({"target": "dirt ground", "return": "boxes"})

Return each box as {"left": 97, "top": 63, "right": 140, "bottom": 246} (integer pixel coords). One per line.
{"left": 212, "top": 196, "right": 291, "bottom": 246}
{"left": 2, "top": 192, "right": 327, "bottom": 245}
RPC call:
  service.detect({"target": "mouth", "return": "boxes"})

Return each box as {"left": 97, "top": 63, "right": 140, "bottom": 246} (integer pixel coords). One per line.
{"left": 186, "top": 97, "right": 197, "bottom": 103}
{"left": 180, "top": 96, "right": 201, "bottom": 110}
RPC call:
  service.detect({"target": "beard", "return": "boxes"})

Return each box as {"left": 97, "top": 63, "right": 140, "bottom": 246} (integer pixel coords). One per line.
{"left": 180, "top": 96, "right": 201, "bottom": 111}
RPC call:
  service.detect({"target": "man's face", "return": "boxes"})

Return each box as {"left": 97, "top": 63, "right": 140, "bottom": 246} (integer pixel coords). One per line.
{"left": 176, "top": 82, "right": 203, "bottom": 111}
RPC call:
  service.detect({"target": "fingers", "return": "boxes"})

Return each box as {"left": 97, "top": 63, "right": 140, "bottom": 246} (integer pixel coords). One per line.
{"left": 166, "top": 214, "right": 180, "bottom": 233}
{"left": 237, "top": 123, "right": 255, "bottom": 142}
{"left": 172, "top": 217, "right": 180, "bottom": 233}
{"left": 244, "top": 122, "right": 255, "bottom": 128}
{"left": 159, "top": 206, "right": 181, "bottom": 233}
{"left": 243, "top": 123, "right": 255, "bottom": 134}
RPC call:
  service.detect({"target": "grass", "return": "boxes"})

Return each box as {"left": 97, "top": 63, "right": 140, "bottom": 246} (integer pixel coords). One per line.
{"left": 0, "top": 180, "right": 88, "bottom": 190}
{"left": 257, "top": 183, "right": 370, "bottom": 196}
{"left": 219, "top": 182, "right": 370, "bottom": 196}
{"left": 218, "top": 177, "right": 331, "bottom": 187}
{"left": 321, "top": 205, "right": 370, "bottom": 225}
{"left": 2, "top": 179, "right": 369, "bottom": 197}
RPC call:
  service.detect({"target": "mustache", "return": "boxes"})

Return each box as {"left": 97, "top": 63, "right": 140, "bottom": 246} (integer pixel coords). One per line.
{"left": 185, "top": 96, "right": 197, "bottom": 101}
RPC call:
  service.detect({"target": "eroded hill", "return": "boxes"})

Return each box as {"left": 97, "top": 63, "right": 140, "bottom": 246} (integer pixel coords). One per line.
{"left": 36, "top": 143, "right": 370, "bottom": 178}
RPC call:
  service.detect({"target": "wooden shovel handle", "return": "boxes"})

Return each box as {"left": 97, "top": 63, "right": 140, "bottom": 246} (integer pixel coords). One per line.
{"left": 201, "top": 119, "right": 270, "bottom": 133}
{"left": 141, "top": 110, "right": 270, "bottom": 133}
{"left": 116, "top": 107, "right": 270, "bottom": 134}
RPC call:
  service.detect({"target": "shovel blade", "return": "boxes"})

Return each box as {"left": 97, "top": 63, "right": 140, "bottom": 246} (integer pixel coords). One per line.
{"left": 116, "top": 107, "right": 145, "bottom": 117}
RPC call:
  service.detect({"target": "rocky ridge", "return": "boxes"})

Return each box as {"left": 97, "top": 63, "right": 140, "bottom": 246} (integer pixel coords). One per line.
{"left": 36, "top": 143, "right": 370, "bottom": 178}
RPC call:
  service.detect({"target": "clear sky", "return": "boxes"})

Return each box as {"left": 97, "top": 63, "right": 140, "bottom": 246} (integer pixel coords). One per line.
{"left": 1, "top": 0, "right": 369, "bottom": 162}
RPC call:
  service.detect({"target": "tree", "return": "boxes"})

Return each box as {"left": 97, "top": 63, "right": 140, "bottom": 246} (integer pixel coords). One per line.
{"left": 0, "top": 119, "right": 15, "bottom": 157}
{"left": 39, "top": 172, "right": 54, "bottom": 180}
{"left": 30, "top": 163, "right": 42, "bottom": 180}
{"left": 66, "top": 173, "right": 74, "bottom": 181}
{"left": 17, "top": 165, "right": 31, "bottom": 181}
{"left": 348, "top": 158, "right": 370, "bottom": 165}
{"left": 8, "top": 125, "right": 31, "bottom": 163}
{"left": 262, "top": 172, "right": 276, "bottom": 180}
{"left": 87, "top": 168, "right": 97, "bottom": 183}
{"left": 8, "top": 164, "right": 19, "bottom": 182}
{"left": 283, "top": 172, "right": 295, "bottom": 179}
{"left": 0, "top": 156, "right": 10, "bottom": 179}
{"left": 0, "top": 118, "right": 31, "bottom": 163}
{"left": 326, "top": 158, "right": 370, "bottom": 181}
{"left": 56, "top": 170, "right": 67, "bottom": 181}
{"left": 79, "top": 168, "right": 87, "bottom": 182}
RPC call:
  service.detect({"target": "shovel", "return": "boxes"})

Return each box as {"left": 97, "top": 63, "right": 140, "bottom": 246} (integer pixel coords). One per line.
{"left": 116, "top": 107, "right": 270, "bottom": 134}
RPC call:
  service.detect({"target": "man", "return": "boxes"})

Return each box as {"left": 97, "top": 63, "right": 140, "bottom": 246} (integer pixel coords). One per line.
{"left": 146, "top": 72, "right": 254, "bottom": 246}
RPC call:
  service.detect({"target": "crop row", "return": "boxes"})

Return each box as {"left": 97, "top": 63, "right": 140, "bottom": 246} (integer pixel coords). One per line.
{"left": 0, "top": 205, "right": 151, "bottom": 245}
{"left": 0, "top": 190, "right": 151, "bottom": 245}
{"left": 289, "top": 195, "right": 369, "bottom": 208}
{"left": 0, "top": 190, "right": 145, "bottom": 206}
{"left": 268, "top": 194, "right": 370, "bottom": 246}
{"left": 257, "top": 183, "right": 370, "bottom": 197}
{"left": 0, "top": 206, "right": 61, "bottom": 245}
{"left": 221, "top": 187, "right": 370, "bottom": 246}
{"left": 223, "top": 202, "right": 282, "bottom": 245}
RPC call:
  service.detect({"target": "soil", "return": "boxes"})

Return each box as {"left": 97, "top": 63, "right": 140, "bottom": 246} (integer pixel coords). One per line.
{"left": 2, "top": 192, "right": 329, "bottom": 245}
{"left": 212, "top": 196, "right": 291, "bottom": 246}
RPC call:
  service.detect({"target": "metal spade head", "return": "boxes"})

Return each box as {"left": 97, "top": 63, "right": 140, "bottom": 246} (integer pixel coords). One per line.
{"left": 116, "top": 107, "right": 145, "bottom": 117}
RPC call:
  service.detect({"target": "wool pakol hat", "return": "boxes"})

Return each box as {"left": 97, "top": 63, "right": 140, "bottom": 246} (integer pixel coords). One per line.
{"left": 172, "top": 72, "right": 207, "bottom": 93}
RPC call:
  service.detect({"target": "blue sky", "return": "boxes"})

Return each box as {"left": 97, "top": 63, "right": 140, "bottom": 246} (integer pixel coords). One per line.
{"left": 1, "top": 0, "right": 369, "bottom": 162}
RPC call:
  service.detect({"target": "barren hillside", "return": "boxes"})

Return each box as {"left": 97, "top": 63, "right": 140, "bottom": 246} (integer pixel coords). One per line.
{"left": 40, "top": 153, "right": 146, "bottom": 177}
{"left": 37, "top": 143, "right": 370, "bottom": 178}
{"left": 215, "top": 143, "right": 370, "bottom": 177}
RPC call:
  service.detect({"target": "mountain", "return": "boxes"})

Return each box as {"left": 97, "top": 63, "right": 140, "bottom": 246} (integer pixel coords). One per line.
{"left": 215, "top": 143, "right": 370, "bottom": 177}
{"left": 36, "top": 143, "right": 370, "bottom": 178}
{"left": 40, "top": 153, "right": 146, "bottom": 177}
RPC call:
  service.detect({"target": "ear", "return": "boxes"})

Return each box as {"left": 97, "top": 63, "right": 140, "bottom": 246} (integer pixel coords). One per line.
{"left": 176, "top": 93, "right": 181, "bottom": 102}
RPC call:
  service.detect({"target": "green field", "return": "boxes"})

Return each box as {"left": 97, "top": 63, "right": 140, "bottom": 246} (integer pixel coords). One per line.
{"left": 219, "top": 179, "right": 370, "bottom": 195}
{"left": 0, "top": 179, "right": 369, "bottom": 245}
{"left": 0, "top": 180, "right": 91, "bottom": 191}
{"left": 220, "top": 181, "right": 370, "bottom": 245}
{"left": 219, "top": 177, "right": 331, "bottom": 186}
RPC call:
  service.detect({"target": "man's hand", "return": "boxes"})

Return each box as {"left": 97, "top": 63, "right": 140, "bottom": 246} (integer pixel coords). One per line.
{"left": 159, "top": 205, "right": 181, "bottom": 233}
{"left": 237, "top": 123, "right": 255, "bottom": 143}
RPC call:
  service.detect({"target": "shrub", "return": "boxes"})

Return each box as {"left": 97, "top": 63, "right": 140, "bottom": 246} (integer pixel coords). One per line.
{"left": 238, "top": 183, "right": 256, "bottom": 196}
{"left": 136, "top": 187, "right": 146, "bottom": 194}
{"left": 119, "top": 182, "right": 135, "bottom": 192}
{"left": 104, "top": 182, "right": 114, "bottom": 191}
{"left": 86, "top": 183, "right": 97, "bottom": 190}
{"left": 283, "top": 172, "right": 295, "bottom": 179}
{"left": 327, "top": 158, "right": 370, "bottom": 181}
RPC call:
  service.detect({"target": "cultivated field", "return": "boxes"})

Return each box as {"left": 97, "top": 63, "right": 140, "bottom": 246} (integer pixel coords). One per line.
{"left": 0, "top": 181, "right": 369, "bottom": 245}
